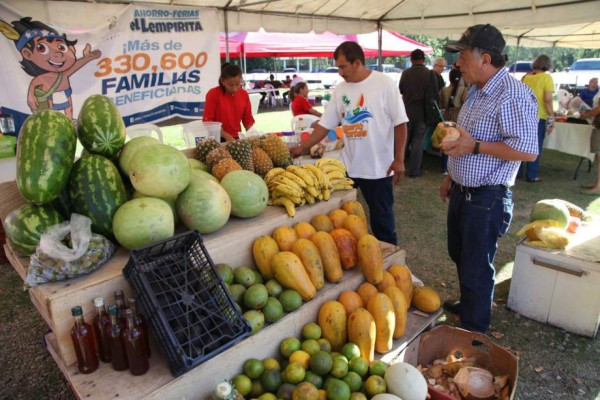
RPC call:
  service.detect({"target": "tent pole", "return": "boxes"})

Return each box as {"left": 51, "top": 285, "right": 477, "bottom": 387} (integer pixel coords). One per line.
{"left": 377, "top": 23, "right": 383, "bottom": 71}
{"left": 224, "top": 10, "right": 230, "bottom": 62}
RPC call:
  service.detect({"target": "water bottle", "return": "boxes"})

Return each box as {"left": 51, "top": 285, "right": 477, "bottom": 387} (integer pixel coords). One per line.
{"left": 293, "top": 117, "right": 306, "bottom": 145}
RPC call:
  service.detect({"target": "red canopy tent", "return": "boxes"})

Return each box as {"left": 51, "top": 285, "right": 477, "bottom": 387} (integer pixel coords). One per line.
{"left": 345, "top": 31, "right": 433, "bottom": 57}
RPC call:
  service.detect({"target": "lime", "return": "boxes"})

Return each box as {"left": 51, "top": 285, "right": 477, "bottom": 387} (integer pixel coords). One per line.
{"left": 253, "top": 269, "right": 265, "bottom": 284}
{"left": 280, "top": 337, "right": 302, "bottom": 358}
{"left": 289, "top": 350, "right": 311, "bottom": 369}
{"left": 349, "top": 392, "right": 367, "bottom": 400}
{"left": 329, "top": 356, "right": 349, "bottom": 379}
{"left": 277, "top": 383, "right": 296, "bottom": 400}
{"left": 309, "top": 350, "right": 333, "bottom": 376}
{"left": 279, "top": 289, "right": 303, "bottom": 312}
{"left": 325, "top": 378, "right": 351, "bottom": 400}
{"left": 292, "top": 382, "right": 319, "bottom": 400}
{"left": 244, "top": 284, "right": 269, "bottom": 310}
{"left": 304, "top": 370, "right": 324, "bottom": 389}
{"left": 250, "top": 379, "right": 264, "bottom": 397}
{"left": 368, "top": 360, "right": 388, "bottom": 377}
{"left": 341, "top": 343, "right": 360, "bottom": 361}
{"left": 317, "top": 338, "right": 331, "bottom": 352}
{"left": 228, "top": 284, "right": 246, "bottom": 305}
{"left": 262, "top": 297, "right": 284, "bottom": 323}
{"left": 302, "top": 322, "right": 322, "bottom": 340}
{"left": 234, "top": 266, "right": 257, "bottom": 287}
{"left": 260, "top": 368, "right": 283, "bottom": 393}
{"left": 263, "top": 357, "right": 281, "bottom": 371}
{"left": 285, "top": 362, "right": 306, "bottom": 384}
{"left": 232, "top": 374, "right": 252, "bottom": 396}
{"left": 301, "top": 339, "right": 321, "bottom": 356}
{"left": 348, "top": 357, "right": 369, "bottom": 378}
{"left": 244, "top": 358, "right": 265, "bottom": 379}
{"left": 363, "top": 375, "right": 386, "bottom": 397}
{"left": 215, "top": 263, "right": 234, "bottom": 284}
{"left": 243, "top": 310, "right": 265, "bottom": 334}
{"left": 342, "top": 371, "right": 362, "bottom": 392}
{"left": 258, "top": 393, "right": 277, "bottom": 400}
{"left": 265, "top": 279, "right": 284, "bottom": 297}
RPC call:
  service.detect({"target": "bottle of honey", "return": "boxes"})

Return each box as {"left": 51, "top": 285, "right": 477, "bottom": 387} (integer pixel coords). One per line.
{"left": 123, "top": 308, "right": 150, "bottom": 375}
{"left": 92, "top": 297, "right": 111, "bottom": 363}
{"left": 128, "top": 297, "right": 151, "bottom": 358}
{"left": 70, "top": 306, "right": 99, "bottom": 374}
{"left": 107, "top": 305, "right": 128, "bottom": 371}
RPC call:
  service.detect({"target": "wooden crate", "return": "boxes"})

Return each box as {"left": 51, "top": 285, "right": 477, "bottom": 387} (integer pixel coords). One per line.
{"left": 43, "top": 248, "right": 442, "bottom": 400}
{"left": 1, "top": 181, "right": 357, "bottom": 367}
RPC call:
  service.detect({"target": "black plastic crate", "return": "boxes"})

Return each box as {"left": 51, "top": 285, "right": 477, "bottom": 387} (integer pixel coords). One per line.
{"left": 123, "top": 230, "right": 251, "bottom": 377}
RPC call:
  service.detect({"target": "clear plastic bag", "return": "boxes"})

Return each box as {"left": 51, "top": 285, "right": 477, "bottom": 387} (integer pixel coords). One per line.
{"left": 25, "top": 214, "right": 115, "bottom": 287}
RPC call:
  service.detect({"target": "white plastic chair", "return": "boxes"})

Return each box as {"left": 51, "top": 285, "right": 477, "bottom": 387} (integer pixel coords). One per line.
{"left": 126, "top": 123, "right": 164, "bottom": 143}
{"left": 290, "top": 114, "right": 320, "bottom": 130}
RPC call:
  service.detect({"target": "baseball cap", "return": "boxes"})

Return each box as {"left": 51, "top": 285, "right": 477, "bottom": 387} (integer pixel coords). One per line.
{"left": 410, "top": 49, "right": 425, "bottom": 61}
{"left": 445, "top": 24, "right": 506, "bottom": 54}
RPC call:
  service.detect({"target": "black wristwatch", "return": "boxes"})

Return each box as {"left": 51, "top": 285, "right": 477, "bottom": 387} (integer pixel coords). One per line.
{"left": 473, "top": 140, "right": 481, "bottom": 155}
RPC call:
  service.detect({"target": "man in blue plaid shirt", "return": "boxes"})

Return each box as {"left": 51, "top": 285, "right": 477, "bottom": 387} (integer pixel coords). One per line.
{"left": 439, "top": 24, "right": 539, "bottom": 333}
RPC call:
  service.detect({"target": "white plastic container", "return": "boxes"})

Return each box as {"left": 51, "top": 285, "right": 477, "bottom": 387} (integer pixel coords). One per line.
{"left": 182, "top": 121, "right": 222, "bottom": 148}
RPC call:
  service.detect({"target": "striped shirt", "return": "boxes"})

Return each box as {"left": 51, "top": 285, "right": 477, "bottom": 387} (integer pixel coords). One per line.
{"left": 449, "top": 68, "right": 538, "bottom": 187}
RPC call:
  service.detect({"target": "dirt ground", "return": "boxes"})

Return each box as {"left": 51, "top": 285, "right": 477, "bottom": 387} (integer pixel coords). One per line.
{"left": 0, "top": 150, "right": 599, "bottom": 399}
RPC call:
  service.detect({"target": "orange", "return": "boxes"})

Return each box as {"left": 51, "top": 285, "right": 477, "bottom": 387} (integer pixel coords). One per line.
{"left": 325, "top": 378, "right": 351, "bottom": 400}
{"left": 292, "top": 382, "right": 319, "bottom": 400}
{"left": 263, "top": 357, "right": 281, "bottom": 371}
{"left": 368, "top": 360, "right": 388, "bottom": 377}
{"left": 363, "top": 375, "right": 386, "bottom": 397}
{"left": 232, "top": 374, "right": 252, "bottom": 396}
{"left": 302, "top": 322, "right": 322, "bottom": 340}
{"left": 244, "top": 358, "right": 265, "bottom": 379}
{"left": 280, "top": 337, "right": 302, "bottom": 358}
{"left": 348, "top": 357, "right": 369, "bottom": 378}
{"left": 289, "top": 350, "right": 311, "bottom": 370}
{"left": 301, "top": 339, "right": 321, "bottom": 356}
{"left": 309, "top": 350, "right": 333, "bottom": 376}
{"left": 285, "top": 362, "right": 306, "bottom": 384}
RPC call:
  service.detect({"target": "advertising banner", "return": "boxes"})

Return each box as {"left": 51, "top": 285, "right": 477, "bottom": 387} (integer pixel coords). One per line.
{"left": 0, "top": 2, "right": 220, "bottom": 134}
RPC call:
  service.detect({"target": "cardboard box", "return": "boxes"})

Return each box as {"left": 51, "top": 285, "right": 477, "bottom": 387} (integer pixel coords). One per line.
{"left": 400, "top": 325, "right": 518, "bottom": 400}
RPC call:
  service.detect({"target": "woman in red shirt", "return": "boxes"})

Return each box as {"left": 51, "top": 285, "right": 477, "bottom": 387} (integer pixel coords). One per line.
{"left": 203, "top": 64, "right": 255, "bottom": 141}
{"left": 290, "top": 82, "right": 322, "bottom": 118}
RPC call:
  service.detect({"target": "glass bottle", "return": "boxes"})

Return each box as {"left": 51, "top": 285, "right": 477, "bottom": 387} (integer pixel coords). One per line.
{"left": 107, "top": 305, "right": 128, "bottom": 371}
{"left": 123, "top": 309, "right": 150, "bottom": 376}
{"left": 128, "top": 297, "right": 151, "bottom": 358}
{"left": 114, "top": 290, "right": 127, "bottom": 322}
{"left": 294, "top": 117, "right": 306, "bottom": 145}
{"left": 70, "top": 306, "right": 99, "bottom": 374}
{"left": 92, "top": 297, "right": 111, "bottom": 363}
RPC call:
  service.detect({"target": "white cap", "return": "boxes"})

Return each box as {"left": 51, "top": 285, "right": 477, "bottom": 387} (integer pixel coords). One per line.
{"left": 94, "top": 297, "right": 105, "bottom": 307}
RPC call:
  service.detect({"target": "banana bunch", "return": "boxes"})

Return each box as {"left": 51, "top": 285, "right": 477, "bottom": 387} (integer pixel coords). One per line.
{"left": 315, "top": 158, "right": 354, "bottom": 191}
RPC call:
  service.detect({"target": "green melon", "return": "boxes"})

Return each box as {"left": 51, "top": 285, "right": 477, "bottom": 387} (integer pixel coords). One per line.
{"left": 219, "top": 170, "right": 269, "bottom": 218}
{"left": 112, "top": 197, "right": 174, "bottom": 250}
{"left": 4, "top": 203, "right": 64, "bottom": 255}
{"left": 190, "top": 168, "right": 219, "bottom": 183}
{"left": 530, "top": 199, "right": 570, "bottom": 229}
{"left": 176, "top": 179, "right": 231, "bottom": 234}
{"left": 132, "top": 190, "right": 180, "bottom": 225}
{"left": 188, "top": 158, "right": 209, "bottom": 172}
{"left": 119, "top": 136, "right": 160, "bottom": 176}
{"left": 129, "top": 143, "right": 191, "bottom": 198}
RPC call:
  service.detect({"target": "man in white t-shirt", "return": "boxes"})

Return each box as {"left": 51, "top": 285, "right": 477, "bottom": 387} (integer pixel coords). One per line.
{"left": 291, "top": 41, "right": 409, "bottom": 245}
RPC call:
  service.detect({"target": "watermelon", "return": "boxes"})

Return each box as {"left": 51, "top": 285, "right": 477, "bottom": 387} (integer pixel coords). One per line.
{"left": 530, "top": 199, "right": 570, "bottom": 229}
{"left": 77, "top": 95, "right": 126, "bottom": 157}
{"left": 176, "top": 179, "right": 231, "bottom": 234}
{"left": 220, "top": 170, "right": 269, "bottom": 218}
{"left": 16, "top": 110, "right": 77, "bottom": 204}
{"left": 4, "top": 203, "right": 64, "bottom": 255}
{"left": 69, "top": 154, "right": 128, "bottom": 237}
{"left": 112, "top": 197, "right": 174, "bottom": 250}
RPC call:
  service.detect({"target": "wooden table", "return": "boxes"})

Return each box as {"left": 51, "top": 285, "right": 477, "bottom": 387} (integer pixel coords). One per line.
{"left": 544, "top": 122, "right": 595, "bottom": 179}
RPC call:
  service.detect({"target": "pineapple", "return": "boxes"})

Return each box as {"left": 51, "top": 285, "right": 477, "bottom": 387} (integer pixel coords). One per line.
{"left": 252, "top": 147, "right": 274, "bottom": 177}
{"left": 212, "top": 158, "right": 242, "bottom": 181}
{"left": 260, "top": 134, "right": 293, "bottom": 168}
{"left": 226, "top": 140, "right": 254, "bottom": 171}
{"left": 205, "top": 146, "right": 232, "bottom": 172}
{"left": 195, "top": 137, "right": 221, "bottom": 162}
{"left": 246, "top": 135, "right": 263, "bottom": 149}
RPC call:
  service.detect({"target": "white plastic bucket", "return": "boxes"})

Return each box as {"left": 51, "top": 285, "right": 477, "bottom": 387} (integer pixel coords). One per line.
{"left": 182, "top": 121, "right": 222, "bottom": 148}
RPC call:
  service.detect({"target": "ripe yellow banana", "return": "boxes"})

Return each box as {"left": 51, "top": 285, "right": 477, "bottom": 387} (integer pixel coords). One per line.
{"left": 329, "top": 177, "right": 354, "bottom": 186}
{"left": 315, "top": 158, "right": 345, "bottom": 170}
{"left": 304, "top": 193, "right": 316, "bottom": 204}
{"left": 302, "top": 164, "right": 324, "bottom": 187}
{"left": 264, "top": 167, "right": 286, "bottom": 185}
{"left": 269, "top": 181, "right": 303, "bottom": 198}
{"left": 332, "top": 183, "right": 354, "bottom": 191}
{"left": 270, "top": 190, "right": 302, "bottom": 205}
{"left": 325, "top": 170, "right": 347, "bottom": 180}
{"left": 282, "top": 170, "right": 307, "bottom": 188}
{"left": 287, "top": 165, "right": 315, "bottom": 187}
{"left": 320, "top": 164, "right": 346, "bottom": 175}
{"left": 305, "top": 185, "right": 319, "bottom": 198}
{"left": 272, "top": 197, "right": 296, "bottom": 217}
{"left": 322, "top": 188, "right": 331, "bottom": 200}
{"left": 270, "top": 174, "right": 304, "bottom": 193}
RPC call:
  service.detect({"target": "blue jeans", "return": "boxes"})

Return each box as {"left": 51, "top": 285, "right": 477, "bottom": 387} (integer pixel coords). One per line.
{"left": 519, "top": 119, "right": 545, "bottom": 180}
{"left": 447, "top": 184, "right": 513, "bottom": 332}
{"left": 352, "top": 176, "right": 397, "bottom": 245}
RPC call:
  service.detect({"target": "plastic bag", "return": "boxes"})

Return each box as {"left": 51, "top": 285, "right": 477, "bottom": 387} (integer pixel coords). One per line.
{"left": 25, "top": 214, "right": 115, "bottom": 287}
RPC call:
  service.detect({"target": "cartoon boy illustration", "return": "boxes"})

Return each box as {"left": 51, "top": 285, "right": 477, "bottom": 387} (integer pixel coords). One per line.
{"left": 0, "top": 17, "right": 101, "bottom": 119}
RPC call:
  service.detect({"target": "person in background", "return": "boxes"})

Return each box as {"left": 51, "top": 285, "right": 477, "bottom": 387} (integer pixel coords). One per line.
{"left": 439, "top": 68, "right": 468, "bottom": 174}
{"left": 290, "top": 82, "right": 322, "bottom": 119}
{"left": 291, "top": 41, "right": 408, "bottom": 246}
{"left": 439, "top": 24, "right": 538, "bottom": 333}
{"left": 400, "top": 49, "right": 439, "bottom": 178}
{"left": 579, "top": 100, "right": 600, "bottom": 194}
{"left": 519, "top": 55, "right": 555, "bottom": 183}
{"left": 203, "top": 63, "right": 254, "bottom": 142}
{"left": 579, "top": 78, "right": 598, "bottom": 108}
{"left": 282, "top": 75, "right": 292, "bottom": 105}
{"left": 433, "top": 57, "right": 447, "bottom": 89}
{"left": 290, "top": 74, "right": 304, "bottom": 88}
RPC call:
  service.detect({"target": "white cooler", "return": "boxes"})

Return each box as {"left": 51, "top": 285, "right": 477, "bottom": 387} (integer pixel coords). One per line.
{"left": 508, "top": 223, "right": 600, "bottom": 337}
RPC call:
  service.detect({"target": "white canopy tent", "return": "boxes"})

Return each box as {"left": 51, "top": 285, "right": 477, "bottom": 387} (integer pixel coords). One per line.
{"left": 3, "top": 0, "right": 600, "bottom": 48}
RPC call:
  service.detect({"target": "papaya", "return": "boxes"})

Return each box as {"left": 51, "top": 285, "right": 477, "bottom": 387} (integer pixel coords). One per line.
{"left": 376, "top": 270, "right": 396, "bottom": 292}
{"left": 356, "top": 282, "right": 378, "bottom": 306}
{"left": 292, "top": 238, "right": 325, "bottom": 290}
{"left": 357, "top": 234, "right": 383, "bottom": 285}
{"left": 330, "top": 228, "right": 358, "bottom": 269}
{"left": 387, "top": 264, "right": 413, "bottom": 307}
{"left": 294, "top": 221, "right": 317, "bottom": 240}
{"left": 318, "top": 300, "right": 347, "bottom": 352}
{"left": 337, "top": 291, "right": 364, "bottom": 316}
{"left": 383, "top": 286, "right": 408, "bottom": 339}
{"left": 411, "top": 286, "right": 441, "bottom": 313}
{"left": 271, "top": 251, "right": 316, "bottom": 301}
{"left": 252, "top": 235, "right": 279, "bottom": 279}
{"left": 328, "top": 209, "right": 349, "bottom": 229}
{"left": 367, "top": 293, "right": 395, "bottom": 354}
{"left": 342, "top": 200, "right": 367, "bottom": 226}
{"left": 343, "top": 214, "right": 369, "bottom": 241}
{"left": 310, "top": 214, "right": 334, "bottom": 232}
{"left": 272, "top": 225, "right": 298, "bottom": 251}
{"left": 310, "top": 231, "right": 343, "bottom": 283}
{"left": 347, "top": 308, "right": 376, "bottom": 363}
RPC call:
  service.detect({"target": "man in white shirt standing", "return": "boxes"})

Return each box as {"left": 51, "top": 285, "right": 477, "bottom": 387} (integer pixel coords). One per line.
{"left": 291, "top": 41, "right": 408, "bottom": 245}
